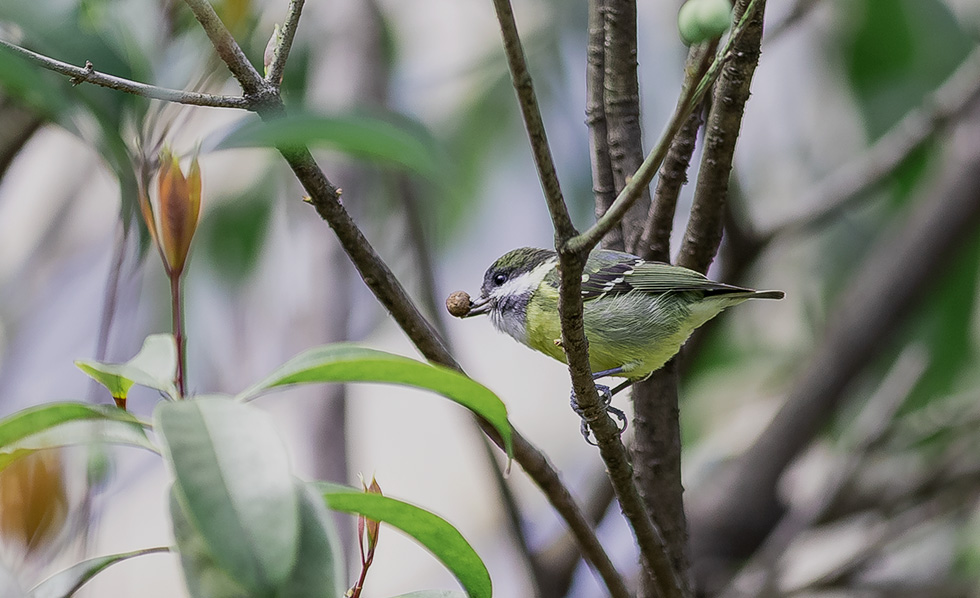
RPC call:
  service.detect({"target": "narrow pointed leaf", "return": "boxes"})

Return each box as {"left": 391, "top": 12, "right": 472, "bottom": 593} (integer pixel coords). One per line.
{"left": 0, "top": 403, "right": 155, "bottom": 473}
{"left": 156, "top": 397, "right": 299, "bottom": 594}
{"left": 316, "top": 482, "right": 491, "bottom": 598}
{"left": 31, "top": 547, "right": 170, "bottom": 598}
{"left": 239, "top": 344, "right": 512, "bottom": 458}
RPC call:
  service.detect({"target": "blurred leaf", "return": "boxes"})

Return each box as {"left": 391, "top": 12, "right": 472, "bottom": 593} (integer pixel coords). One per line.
{"left": 31, "top": 547, "right": 170, "bottom": 598}
{"left": 0, "top": 403, "right": 154, "bottom": 473}
{"left": 199, "top": 186, "right": 272, "bottom": 286}
{"left": 903, "top": 235, "right": 980, "bottom": 409}
{"left": 76, "top": 334, "right": 178, "bottom": 400}
{"left": 238, "top": 344, "right": 513, "bottom": 459}
{"left": 213, "top": 112, "right": 442, "bottom": 179}
{"left": 843, "top": 0, "right": 973, "bottom": 138}
{"left": 316, "top": 482, "right": 492, "bottom": 598}
{"left": 0, "top": 451, "right": 67, "bottom": 555}
{"left": 389, "top": 593, "right": 467, "bottom": 598}
{"left": 155, "top": 397, "right": 299, "bottom": 594}
{"left": 170, "top": 489, "right": 251, "bottom": 598}
{"left": 172, "top": 481, "right": 344, "bottom": 598}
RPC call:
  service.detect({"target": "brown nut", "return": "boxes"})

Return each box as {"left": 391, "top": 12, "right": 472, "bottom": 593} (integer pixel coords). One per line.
{"left": 446, "top": 291, "right": 472, "bottom": 318}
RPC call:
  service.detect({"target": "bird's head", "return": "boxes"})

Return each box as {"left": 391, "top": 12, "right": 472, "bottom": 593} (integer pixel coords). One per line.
{"left": 464, "top": 248, "right": 556, "bottom": 341}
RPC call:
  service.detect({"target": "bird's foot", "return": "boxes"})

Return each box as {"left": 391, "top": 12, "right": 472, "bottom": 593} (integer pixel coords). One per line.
{"left": 570, "top": 384, "right": 628, "bottom": 445}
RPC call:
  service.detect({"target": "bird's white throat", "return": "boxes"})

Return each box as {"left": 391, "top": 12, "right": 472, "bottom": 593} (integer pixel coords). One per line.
{"left": 487, "top": 258, "right": 555, "bottom": 345}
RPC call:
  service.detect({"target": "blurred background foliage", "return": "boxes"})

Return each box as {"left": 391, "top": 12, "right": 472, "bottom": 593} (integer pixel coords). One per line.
{"left": 1, "top": 0, "right": 980, "bottom": 596}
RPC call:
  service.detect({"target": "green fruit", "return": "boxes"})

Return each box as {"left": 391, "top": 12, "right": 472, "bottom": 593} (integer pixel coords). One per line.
{"left": 678, "top": 0, "right": 733, "bottom": 45}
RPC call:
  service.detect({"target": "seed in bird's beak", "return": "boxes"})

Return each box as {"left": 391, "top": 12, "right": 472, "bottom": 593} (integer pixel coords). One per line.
{"left": 446, "top": 291, "right": 472, "bottom": 318}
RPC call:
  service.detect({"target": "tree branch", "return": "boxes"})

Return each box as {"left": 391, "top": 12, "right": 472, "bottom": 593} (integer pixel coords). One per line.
{"left": 568, "top": 0, "right": 764, "bottom": 255}
{"left": 0, "top": 39, "right": 250, "bottom": 109}
{"left": 676, "top": 0, "right": 767, "bottom": 273}
{"left": 586, "top": 0, "right": 620, "bottom": 249}
{"left": 687, "top": 106, "right": 980, "bottom": 592}
{"left": 491, "top": 0, "right": 685, "bottom": 595}
{"left": 603, "top": 0, "right": 652, "bottom": 253}
{"left": 266, "top": 0, "right": 306, "bottom": 86}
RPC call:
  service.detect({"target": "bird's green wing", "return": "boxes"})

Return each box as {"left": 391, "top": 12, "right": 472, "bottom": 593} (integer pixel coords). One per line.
{"left": 580, "top": 251, "right": 749, "bottom": 300}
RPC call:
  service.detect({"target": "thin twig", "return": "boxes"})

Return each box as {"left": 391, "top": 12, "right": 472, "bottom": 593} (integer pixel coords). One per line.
{"left": 568, "top": 0, "right": 763, "bottom": 255}
{"left": 266, "top": 0, "right": 306, "bottom": 86}
{"left": 0, "top": 39, "right": 250, "bottom": 109}
{"left": 637, "top": 42, "right": 714, "bottom": 262}
{"left": 758, "top": 44, "right": 980, "bottom": 241}
{"left": 676, "top": 0, "right": 767, "bottom": 273}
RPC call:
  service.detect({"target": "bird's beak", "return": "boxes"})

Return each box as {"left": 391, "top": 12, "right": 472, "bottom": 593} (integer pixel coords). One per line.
{"left": 465, "top": 295, "right": 491, "bottom": 317}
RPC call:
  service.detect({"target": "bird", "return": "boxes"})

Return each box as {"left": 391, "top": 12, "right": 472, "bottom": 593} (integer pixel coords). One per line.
{"left": 453, "top": 247, "right": 784, "bottom": 439}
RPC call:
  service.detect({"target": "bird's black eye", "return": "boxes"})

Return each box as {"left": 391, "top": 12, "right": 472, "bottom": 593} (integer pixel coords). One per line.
{"left": 493, "top": 273, "right": 508, "bottom": 286}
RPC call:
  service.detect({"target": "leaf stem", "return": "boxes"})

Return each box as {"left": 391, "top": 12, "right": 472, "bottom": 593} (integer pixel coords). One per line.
{"left": 170, "top": 273, "right": 187, "bottom": 398}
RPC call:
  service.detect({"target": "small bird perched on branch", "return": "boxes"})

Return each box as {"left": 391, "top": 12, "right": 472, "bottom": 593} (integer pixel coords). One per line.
{"left": 448, "top": 247, "right": 783, "bottom": 440}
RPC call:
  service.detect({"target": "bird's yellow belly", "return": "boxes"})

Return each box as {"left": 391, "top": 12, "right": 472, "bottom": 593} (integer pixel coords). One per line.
{"left": 525, "top": 292, "right": 702, "bottom": 380}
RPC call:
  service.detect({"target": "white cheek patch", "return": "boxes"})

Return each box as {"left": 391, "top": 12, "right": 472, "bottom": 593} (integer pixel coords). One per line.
{"left": 487, "top": 258, "right": 556, "bottom": 345}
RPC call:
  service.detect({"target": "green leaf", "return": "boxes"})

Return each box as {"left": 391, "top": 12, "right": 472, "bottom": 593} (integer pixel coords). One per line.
{"left": 0, "top": 403, "right": 155, "bottom": 472}
{"left": 170, "top": 489, "right": 252, "bottom": 598}
{"left": 31, "top": 547, "right": 169, "bottom": 598}
{"left": 76, "top": 334, "right": 178, "bottom": 399}
{"left": 316, "top": 482, "right": 492, "bottom": 598}
{"left": 239, "top": 344, "right": 512, "bottom": 458}
{"left": 214, "top": 113, "right": 441, "bottom": 178}
{"left": 171, "top": 481, "right": 344, "bottom": 598}
{"left": 156, "top": 397, "right": 299, "bottom": 594}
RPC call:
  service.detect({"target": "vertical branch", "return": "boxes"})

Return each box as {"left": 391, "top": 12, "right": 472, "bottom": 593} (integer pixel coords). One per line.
{"left": 628, "top": 44, "right": 716, "bottom": 598}
{"left": 676, "top": 0, "right": 767, "bottom": 273}
{"left": 586, "top": 0, "right": 620, "bottom": 249}
{"left": 603, "top": 0, "right": 652, "bottom": 253}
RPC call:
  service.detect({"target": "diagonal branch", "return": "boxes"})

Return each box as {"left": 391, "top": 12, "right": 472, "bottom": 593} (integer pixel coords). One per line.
{"left": 676, "top": 0, "right": 767, "bottom": 274}
{"left": 637, "top": 42, "right": 715, "bottom": 263}
{"left": 265, "top": 0, "right": 306, "bottom": 86}
{"left": 0, "top": 39, "right": 250, "bottom": 109}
